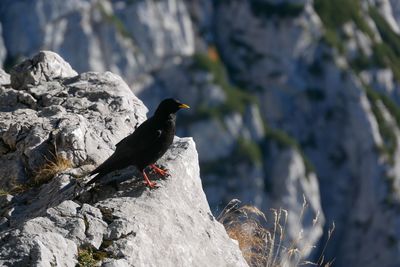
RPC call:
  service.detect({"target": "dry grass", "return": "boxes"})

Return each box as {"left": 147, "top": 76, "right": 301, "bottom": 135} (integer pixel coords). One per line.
{"left": 77, "top": 244, "right": 111, "bottom": 267}
{"left": 9, "top": 182, "right": 30, "bottom": 195}
{"left": 0, "top": 151, "right": 72, "bottom": 196}
{"left": 0, "top": 189, "right": 9, "bottom": 196}
{"left": 0, "top": 180, "right": 31, "bottom": 196}
{"left": 218, "top": 200, "right": 269, "bottom": 266}
{"left": 32, "top": 151, "right": 72, "bottom": 186}
{"left": 77, "top": 247, "right": 97, "bottom": 267}
{"left": 218, "top": 199, "right": 334, "bottom": 267}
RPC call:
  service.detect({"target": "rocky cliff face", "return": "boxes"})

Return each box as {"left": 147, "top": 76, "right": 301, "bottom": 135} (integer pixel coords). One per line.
{"left": 3, "top": 0, "right": 400, "bottom": 266}
{"left": 0, "top": 0, "right": 193, "bottom": 85}
{"left": 0, "top": 52, "right": 247, "bottom": 267}
{"left": 214, "top": 1, "right": 400, "bottom": 266}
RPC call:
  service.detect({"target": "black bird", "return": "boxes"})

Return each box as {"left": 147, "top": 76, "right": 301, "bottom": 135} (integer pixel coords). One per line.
{"left": 87, "top": 98, "right": 190, "bottom": 188}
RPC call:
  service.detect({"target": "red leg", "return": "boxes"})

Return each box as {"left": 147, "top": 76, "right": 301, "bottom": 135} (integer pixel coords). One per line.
{"left": 142, "top": 170, "right": 157, "bottom": 188}
{"left": 150, "top": 164, "right": 169, "bottom": 177}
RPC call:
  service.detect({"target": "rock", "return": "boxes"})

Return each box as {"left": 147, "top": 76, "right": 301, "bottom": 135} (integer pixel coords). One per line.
{"left": 116, "top": 0, "right": 194, "bottom": 60}
{"left": 188, "top": 118, "right": 235, "bottom": 162}
{"left": 0, "top": 51, "right": 147, "bottom": 189}
{"left": 79, "top": 204, "right": 108, "bottom": 249}
{"left": 212, "top": 1, "right": 400, "bottom": 265}
{"left": 263, "top": 145, "right": 324, "bottom": 257}
{"left": 7, "top": 1, "right": 400, "bottom": 266}
{"left": 243, "top": 104, "right": 265, "bottom": 141}
{"left": 0, "top": 51, "right": 247, "bottom": 266}
{"left": 375, "top": 0, "right": 400, "bottom": 33}
{"left": 0, "top": 23, "right": 6, "bottom": 66}
{"left": 0, "top": 69, "right": 9, "bottom": 85}
{"left": 0, "top": 138, "right": 247, "bottom": 267}
{"left": 0, "top": 0, "right": 194, "bottom": 84}
{"left": 95, "top": 138, "right": 247, "bottom": 267}
{"left": 10, "top": 51, "right": 78, "bottom": 90}
{"left": 0, "top": 194, "right": 13, "bottom": 209}
{"left": 102, "top": 259, "right": 131, "bottom": 267}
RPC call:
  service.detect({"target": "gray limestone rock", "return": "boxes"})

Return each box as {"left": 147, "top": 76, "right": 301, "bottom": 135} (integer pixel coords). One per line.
{"left": 188, "top": 118, "right": 236, "bottom": 162}
{"left": 0, "top": 0, "right": 194, "bottom": 84}
{"left": 213, "top": 1, "right": 400, "bottom": 265}
{"left": 0, "top": 69, "right": 10, "bottom": 85}
{"left": 0, "top": 51, "right": 247, "bottom": 267}
{"left": 0, "top": 23, "right": 6, "bottom": 67}
{"left": 263, "top": 145, "right": 324, "bottom": 258}
{"left": 10, "top": 51, "right": 78, "bottom": 90}
{"left": 0, "top": 138, "right": 247, "bottom": 267}
{"left": 0, "top": 51, "right": 147, "bottom": 189}
{"left": 134, "top": 48, "right": 324, "bottom": 262}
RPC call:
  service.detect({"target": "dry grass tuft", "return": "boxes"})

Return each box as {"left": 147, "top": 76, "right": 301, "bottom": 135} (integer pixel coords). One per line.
{"left": 0, "top": 147, "right": 73, "bottom": 196}
{"left": 218, "top": 199, "right": 334, "bottom": 267}
{"left": 77, "top": 247, "right": 97, "bottom": 267}
{"left": 32, "top": 152, "right": 72, "bottom": 186}
{"left": 0, "top": 189, "right": 9, "bottom": 196}
{"left": 77, "top": 243, "right": 112, "bottom": 267}
{"left": 218, "top": 200, "right": 269, "bottom": 266}
{"left": 9, "top": 182, "right": 30, "bottom": 195}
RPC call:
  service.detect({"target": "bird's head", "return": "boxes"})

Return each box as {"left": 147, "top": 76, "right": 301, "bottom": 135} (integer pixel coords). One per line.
{"left": 154, "top": 98, "right": 190, "bottom": 117}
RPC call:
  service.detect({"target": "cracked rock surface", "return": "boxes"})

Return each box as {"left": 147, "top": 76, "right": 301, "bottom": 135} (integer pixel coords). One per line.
{"left": 0, "top": 51, "right": 147, "bottom": 189}
{"left": 0, "top": 51, "right": 247, "bottom": 267}
{"left": 0, "top": 138, "right": 247, "bottom": 267}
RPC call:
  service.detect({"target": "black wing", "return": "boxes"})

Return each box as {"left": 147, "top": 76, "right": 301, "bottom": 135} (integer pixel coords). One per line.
{"left": 114, "top": 117, "right": 162, "bottom": 155}
{"left": 87, "top": 117, "right": 161, "bottom": 185}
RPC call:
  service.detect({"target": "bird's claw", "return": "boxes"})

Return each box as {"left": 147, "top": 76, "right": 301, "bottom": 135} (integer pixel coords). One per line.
{"left": 156, "top": 168, "right": 169, "bottom": 177}
{"left": 150, "top": 164, "right": 170, "bottom": 177}
{"left": 144, "top": 181, "right": 158, "bottom": 188}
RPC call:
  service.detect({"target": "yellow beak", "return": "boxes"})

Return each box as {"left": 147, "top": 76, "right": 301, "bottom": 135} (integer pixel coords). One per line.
{"left": 179, "top": 103, "right": 190, "bottom": 109}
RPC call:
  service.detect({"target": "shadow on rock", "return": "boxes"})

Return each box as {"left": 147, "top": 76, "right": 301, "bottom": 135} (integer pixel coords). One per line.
{"left": 2, "top": 166, "right": 166, "bottom": 229}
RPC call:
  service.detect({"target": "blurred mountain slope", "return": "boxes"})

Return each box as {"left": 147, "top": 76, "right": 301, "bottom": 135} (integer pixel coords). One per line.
{"left": 2, "top": 0, "right": 400, "bottom": 266}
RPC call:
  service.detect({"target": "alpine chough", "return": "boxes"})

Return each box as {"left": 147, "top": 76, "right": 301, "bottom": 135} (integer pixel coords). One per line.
{"left": 87, "top": 98, "right": 190, "bottom": 188}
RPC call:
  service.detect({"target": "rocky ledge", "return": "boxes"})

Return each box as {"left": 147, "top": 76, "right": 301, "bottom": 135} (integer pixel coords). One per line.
{"left": 0, "top": 51, "right": 247, "bottom": 267}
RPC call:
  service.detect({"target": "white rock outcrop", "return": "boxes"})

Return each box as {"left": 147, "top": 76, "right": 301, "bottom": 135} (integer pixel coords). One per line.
{"left": 0, "top": 51, "right": 247, "bottom": 267}
{"left": 0, "top": 51, "right": 147, "bottom": 189}
{"left": 0, "top": 138, "right": 247, "bottom": 267}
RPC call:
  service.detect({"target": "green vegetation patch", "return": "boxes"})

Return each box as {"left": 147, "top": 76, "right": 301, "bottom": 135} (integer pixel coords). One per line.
{"left": 77, "top": 244, "right": 110, "bottom": 267}
{"left": 369, "top": 7, "right": 400, "bottom": 81}
{"left": 315, "top": 2, "right": 400, "bottom": 82}
{"left": 192, "top": 53, "right": 256, "bottom": 117}
{"left": 264, "top": 127, "right": 315, "bottom": 175}
{"left": 264, "top": 127, "right": 298, "bottom": 150}
{"left": 77, "top": 247, "right": 98, "bottom": 267}
{"left": 349, "top": 53, "right": 373, "bottom": 72}
{"left": 250, "top": 1, "right": 304, "bottom": 18}
{"left": 314, "top": 0, "right": 373, "bottom": 52}
{"left": 200, "top": 128, "right": 315, "bottom": 179}
{"left": 314, "top": 0, "right": 371, "bottom": 34}
{"left": 235, "top": 138, "right": 263, "bottom": 166}
{"left": 201, "top": 139, "right": 262, "bottom": 176}
{"left": 364, "top": 86, "right": 397, "bottom": 163}
{"left": 98, "top": 3, "right": 132, "bottom": 38}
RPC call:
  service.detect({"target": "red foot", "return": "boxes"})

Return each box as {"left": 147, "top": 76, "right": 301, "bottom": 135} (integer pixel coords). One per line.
{"left": 144, "top": 180, "right": 157, "bottom": 188}
{"left": 150, "top": 164, "right": 169, "bottom": 177}
{"left": 142, "top": 170, "right": 157, "bottom": 188}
